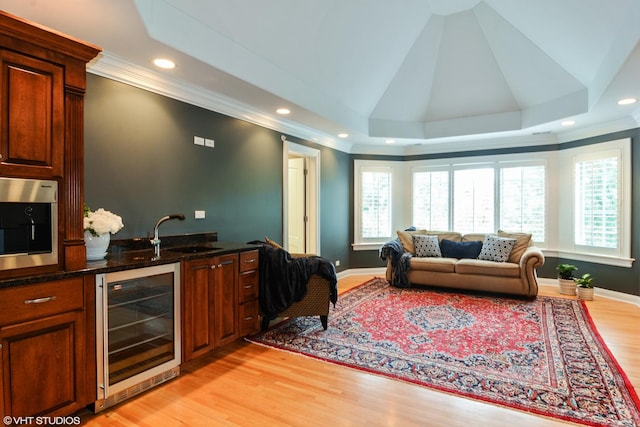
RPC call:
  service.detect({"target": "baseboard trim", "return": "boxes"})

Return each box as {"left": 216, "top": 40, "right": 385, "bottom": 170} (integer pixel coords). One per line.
{"left": 337, "top": 268, "right": 640, "bottom": 307}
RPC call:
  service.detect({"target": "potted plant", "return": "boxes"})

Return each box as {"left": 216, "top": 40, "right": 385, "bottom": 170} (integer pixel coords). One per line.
{"left": 575, "top": 273, "right": 594, "bottom": 300}
{"left": 556, "top": 264, "right": 578, "bottom": 295}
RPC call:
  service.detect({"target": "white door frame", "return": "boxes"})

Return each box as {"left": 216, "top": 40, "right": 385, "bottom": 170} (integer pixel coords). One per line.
{"left": 283, "top": 140, "right": 320, "bottom": 255}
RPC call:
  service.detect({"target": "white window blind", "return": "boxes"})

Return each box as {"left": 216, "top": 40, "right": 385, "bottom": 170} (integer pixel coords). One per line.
{"left": 574, "top": 156, "right": 618, "bottom": 248}
{"left": 500, "top": 165, "right": 545, "bottom": 241}
{"left": 413, "top": 170, "right": 449, "bottom": 230}
{"left": 453, "top": 168, "right": 494, "bottom": 233}
{"left": 360, "top": 169, "right": 392, "bottom": 239}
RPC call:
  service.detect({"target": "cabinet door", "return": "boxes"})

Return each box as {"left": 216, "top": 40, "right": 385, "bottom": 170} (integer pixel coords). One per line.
{"left": 0, "top": 49, "right": 64, "bottom": 178}
{"left": 213, "top": 253, "right": 238, "bottom": 347}
{"left": 182, "top": 258, "right": 215, "bottom": 362}
{"left": 0, "top": 311, "right": 84, "bottom": 417}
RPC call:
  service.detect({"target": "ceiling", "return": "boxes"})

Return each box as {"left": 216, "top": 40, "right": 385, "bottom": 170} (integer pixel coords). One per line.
{"left": 2, "top": 0, "right": 640, "bottom": 154}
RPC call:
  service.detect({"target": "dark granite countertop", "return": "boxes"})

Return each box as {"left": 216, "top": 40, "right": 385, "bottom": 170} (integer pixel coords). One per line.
{"left": 0, "top": 232, "right": 261, "bottom": 289}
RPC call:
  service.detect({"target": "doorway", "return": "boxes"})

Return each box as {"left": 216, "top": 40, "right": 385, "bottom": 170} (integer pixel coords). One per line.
{"left": 283, "top": 140, "right": 320, "bottom": 255}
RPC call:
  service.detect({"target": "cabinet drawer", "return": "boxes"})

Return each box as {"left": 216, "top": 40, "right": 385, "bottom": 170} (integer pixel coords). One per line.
{"left": 0, "top": 278, "right": 84, "bottom": 326}
{"left": 238, "top": 300, "right": 259, "bottom": 336}
{"left": 239, "top": 270, "right": 259, "bottom": 302}
{"left": 239, "top": 250, "right": 259, "bottom": 272}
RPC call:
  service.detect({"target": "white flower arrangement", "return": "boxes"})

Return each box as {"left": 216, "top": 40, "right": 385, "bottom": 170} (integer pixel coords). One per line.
{"left": 84, "top": 205, "right": 124, "bottom": 237}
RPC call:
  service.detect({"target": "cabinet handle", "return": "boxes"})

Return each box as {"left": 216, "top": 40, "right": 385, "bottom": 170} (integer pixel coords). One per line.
{"left": 219, "top": 260, "right": 234, "bottom": 267}
{"left": 24, "top": 296, "right": 57, "bottom": 305}
{"left": 243, "top": 316, "right": 253, "bottom": 321}
{"left": 210, "top": 265, "right": 216, "bottom": 269}
{"left": 244, "top": 258, "right": 256, "bottom": 263}
{"left": 243, "top": 285, "right": 253, "bottom": 289}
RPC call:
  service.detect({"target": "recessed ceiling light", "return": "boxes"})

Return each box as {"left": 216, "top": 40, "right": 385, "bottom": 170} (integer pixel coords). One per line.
{"left": 385, "top": 139, "right": 395, "bottom": 144}
{"left": 276, "top": 108, "right": 290, "bottom": 115}
{"left": 338, "top": 133, "right": 349, "bottom": 138}
{"left": 561, "top": 120, "right": 575, "bottom": 126}
{"left": 618, "top": 97, "right": 637, "bottom": 105}
{"left": 153, "top": 58, "right": 175, "bottom": 69}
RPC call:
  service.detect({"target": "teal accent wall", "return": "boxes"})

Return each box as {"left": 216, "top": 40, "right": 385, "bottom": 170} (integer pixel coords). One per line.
{"left": 84, "top": 74, "right": 350, "bottom": 271}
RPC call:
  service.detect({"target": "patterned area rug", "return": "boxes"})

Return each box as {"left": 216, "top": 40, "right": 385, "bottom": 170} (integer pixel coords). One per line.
{"left": 247, "top": 278, "right": 640, "bottom": 426}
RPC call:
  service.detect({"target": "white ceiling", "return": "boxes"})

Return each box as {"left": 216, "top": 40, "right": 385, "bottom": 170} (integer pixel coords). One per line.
{"left": 2, "top": 0, "right": 640, "bottom": 154}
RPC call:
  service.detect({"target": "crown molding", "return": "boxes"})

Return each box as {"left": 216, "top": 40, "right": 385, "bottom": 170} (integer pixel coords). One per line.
{"left": 87, "top": 52, "right": 353, "bottom": 153}
{"left": 87, "top": 52, "right": 638, "bottom": 157}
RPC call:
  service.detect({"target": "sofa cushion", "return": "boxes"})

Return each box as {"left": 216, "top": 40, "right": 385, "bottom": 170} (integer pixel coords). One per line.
{"left": 478, "top": 234, "right": 516, "bottom": 262}
{"left": 426, "top": 230, "right": 463, "bottom": 242}
{"left": 413, "top": 235, "right": 442, "bottom": 257}
{"left": 455, "top": 259, "right": 520, "bottom": 277}
{"left": 409, "top": 257, "right": 456, "bottom": 273}
{"left": 461, "top": 233, "right": 486, "bottom": 242}
{"left": 498, "top": 230, "right": 532, "bottom": 263}
{"left": 397, "top": 229, "right": 427, "bottom": 254}
{"left": 440, "top": 239, "right": 482, "bottom": 259}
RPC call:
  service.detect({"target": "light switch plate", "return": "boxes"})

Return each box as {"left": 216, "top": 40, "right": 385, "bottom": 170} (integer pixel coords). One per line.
{"left": 195, "top": 210, "right": 205, "bottom": 219}
{"left": 194, "top": 136, "right": 205, "bottom": 146}
{"left": 205, "top": 139, "right": 215, "bottom": 148}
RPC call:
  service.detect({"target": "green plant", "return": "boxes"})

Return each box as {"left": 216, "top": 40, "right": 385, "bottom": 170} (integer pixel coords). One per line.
{"left": 556, "top": 264, "right": 578, "bottom": 280}
{"left": 574, "top": 273, "right": 594, "bottom": 288}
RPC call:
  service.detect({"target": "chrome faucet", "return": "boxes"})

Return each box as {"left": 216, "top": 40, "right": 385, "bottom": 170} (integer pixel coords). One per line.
{"left": 150, "top": 214, "right": 185, "bottom": 257}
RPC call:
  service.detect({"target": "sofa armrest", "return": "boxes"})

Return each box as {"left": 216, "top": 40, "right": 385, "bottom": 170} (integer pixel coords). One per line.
{"left": 519, "top": 246, "right": 545, "bottom": 297}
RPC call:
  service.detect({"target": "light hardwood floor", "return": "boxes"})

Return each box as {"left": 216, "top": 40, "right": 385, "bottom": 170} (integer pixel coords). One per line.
{"left": 80, "top": 275, "right": 640, "bottom": 426}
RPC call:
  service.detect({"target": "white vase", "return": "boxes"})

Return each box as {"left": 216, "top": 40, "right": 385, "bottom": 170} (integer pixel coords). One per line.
{"left": 85, "top": 230, "right": 110, "bottom": 260}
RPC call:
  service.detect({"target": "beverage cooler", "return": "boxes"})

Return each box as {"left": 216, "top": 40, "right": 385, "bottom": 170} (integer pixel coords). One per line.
{"left": 95, "top": 262, "right": 181, "bottom": 412}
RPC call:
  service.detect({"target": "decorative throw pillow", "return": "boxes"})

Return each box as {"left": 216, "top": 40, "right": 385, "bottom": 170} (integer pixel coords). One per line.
{"left": 397, "top": 229, "right": 427, "bottom": 254}
{"left": 440, "top": 239, "right": 483, "bottom": 259}
{"left": 497, "top": 230, "right": 532, "bottom": 263}
{"left": 413, "top": 235, "right": 442, "bottom": 257}
{"left": 478, "top": 234, "right": 517, "bottom": 262}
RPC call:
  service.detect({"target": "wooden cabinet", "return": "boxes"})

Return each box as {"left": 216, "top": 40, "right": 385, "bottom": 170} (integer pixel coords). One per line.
{"left": 238, "top": 250, "right": 260, "bottom": 336}
{"left": 0, "top": 276, "right": 95, "bottom": 417}
{"left": 182, "top": 250, "right": 259, "bottom": 362}
{"left": 0, "top": 11, "right": 101, "bottom": 275}
{"left": 182, "top": 253, "right": 238, "bottom": 362}
{"left": 212, "top": 254, "right": 238, "bottom": 347}
{"left": 0, "top": 49, "right": 64, "bottom": 178}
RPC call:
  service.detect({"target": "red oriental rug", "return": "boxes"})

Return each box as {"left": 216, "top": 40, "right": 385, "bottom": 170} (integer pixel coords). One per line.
{"left": 247, "top": 278, "right": 640, "bottom": 426}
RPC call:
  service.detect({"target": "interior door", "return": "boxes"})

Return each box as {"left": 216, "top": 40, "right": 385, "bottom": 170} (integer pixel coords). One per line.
{"left": 288, "top": 156, "right": 306, "bottom": 254}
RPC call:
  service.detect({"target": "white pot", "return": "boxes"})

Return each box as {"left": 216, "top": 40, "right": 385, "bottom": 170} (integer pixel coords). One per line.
{"left": 577, "top": 287, "right": 594, "bottom": 301}
{"left": 558, "top": 278, "right": 576, "bottom": 296}
{"left": 85, "top": 230, "right": 110, "bottom": 260}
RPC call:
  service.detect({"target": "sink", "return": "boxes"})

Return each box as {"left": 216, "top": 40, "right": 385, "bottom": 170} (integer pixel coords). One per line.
{"left": 167, "top": 246, "right": 221, "bottom": 253}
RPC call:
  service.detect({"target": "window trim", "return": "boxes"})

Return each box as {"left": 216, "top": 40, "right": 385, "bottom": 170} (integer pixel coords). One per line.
{"left": 352, "top": 141, "right": 634, "bottom": 268}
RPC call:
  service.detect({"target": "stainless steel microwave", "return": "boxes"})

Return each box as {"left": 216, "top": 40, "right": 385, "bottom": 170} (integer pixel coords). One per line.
{"left": 0, "top": 177, "right": 58, "bottom": 270}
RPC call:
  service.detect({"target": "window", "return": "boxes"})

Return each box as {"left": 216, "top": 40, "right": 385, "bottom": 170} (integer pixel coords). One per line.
{"left": 453, "top": 168, "right": 494, "bottom": 233}
{"left": 354, "top": 161, "right": 399, "bottom": 247}
{"left": 574, "top": 155, "right": 619, "bottom": 249}
{"left": 354, "top": 138, "right": 631, "bottom": 267}
{"left": 361, "top": 169, "right": 392, "bottom": 239}
{"left": 413, "top": 170, "right": 449, "bottom": 230}
{"left": 500, "top": 165, "right": 545, "bottom": 242}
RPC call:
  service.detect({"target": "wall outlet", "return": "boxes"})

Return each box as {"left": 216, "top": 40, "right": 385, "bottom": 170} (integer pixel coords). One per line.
{"left": 194, "top": 136, "right": 205, "bottom": 146}
{"left": 194, "top": 210, "right": 205, "bottom": 219}
{"left": 205, "top": 138, "right": 215, "bottom": 148}
{"left": 335, "top": 260, "right": 340, "bottom": 267}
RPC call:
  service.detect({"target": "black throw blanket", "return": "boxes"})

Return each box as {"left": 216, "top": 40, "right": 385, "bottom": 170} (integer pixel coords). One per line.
{"left": 249, "top": 242, "right": 338, "bottom": 322}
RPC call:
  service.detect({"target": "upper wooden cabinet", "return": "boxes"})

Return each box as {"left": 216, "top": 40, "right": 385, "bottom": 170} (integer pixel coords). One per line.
{"left": 0, "top": 11, "right": 101, "bottom": 274}
{"left": 0, "top": 50, "right": 64, "bottom": 178}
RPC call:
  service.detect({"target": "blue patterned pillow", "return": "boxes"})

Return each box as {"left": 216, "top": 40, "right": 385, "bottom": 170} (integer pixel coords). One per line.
{"left": 413, "top": 235, "right": 442, "bottom": 257}
{"left": 478, "top": 234, "right": 516, "bottom": 262}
